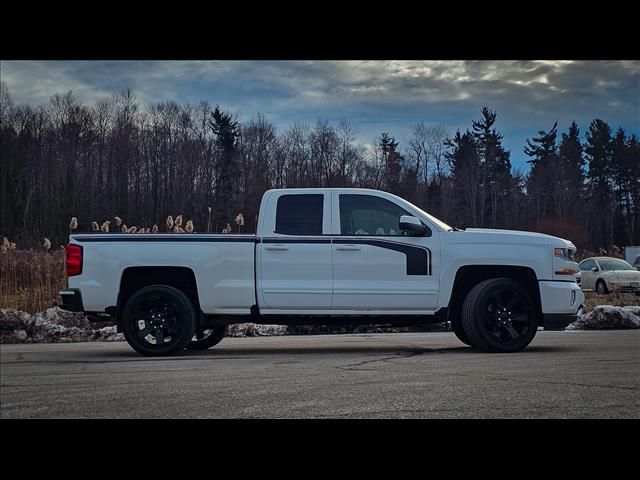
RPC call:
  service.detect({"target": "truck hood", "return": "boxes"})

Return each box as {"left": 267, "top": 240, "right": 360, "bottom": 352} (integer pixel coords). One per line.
{"left": 455, "top": 228, "right": 574, "bottom": 247}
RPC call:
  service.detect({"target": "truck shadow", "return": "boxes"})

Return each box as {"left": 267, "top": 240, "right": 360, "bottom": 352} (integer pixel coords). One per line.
{"left": 184, "top": 345, "right": 572, "bottom": 356}
{"left": 95, "top": 343, "right": 574, "bottom": 360}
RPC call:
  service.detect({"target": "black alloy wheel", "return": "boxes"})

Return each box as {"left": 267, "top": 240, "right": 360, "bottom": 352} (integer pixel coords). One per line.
{"left": 121, "top": 285, "right": 196, "bottom": 356}
{"left": 187, "top": 326, "right": 227, "bottom": 350}
{"left": 461, "top": 278, "right": 538, "bottom": 353}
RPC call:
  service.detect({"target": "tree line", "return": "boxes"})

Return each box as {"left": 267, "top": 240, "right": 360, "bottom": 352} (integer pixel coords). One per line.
{"left": 1, "top": 84, "right": 638, "bottom": 250}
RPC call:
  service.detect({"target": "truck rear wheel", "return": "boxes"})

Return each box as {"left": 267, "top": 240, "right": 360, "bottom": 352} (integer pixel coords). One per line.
{"left": 187, "top": 326, "right": 227, "bottom": 350}
{"left": 121, "top": 285, "right": 197, "bottom": 356}
{"left": 461, "top": 278, "right": 538, "bottom": 353}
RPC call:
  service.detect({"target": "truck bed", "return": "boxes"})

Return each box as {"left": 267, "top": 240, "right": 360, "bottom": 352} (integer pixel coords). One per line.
{"left": 69, "top": 234, "right": 257, "bottom": 314}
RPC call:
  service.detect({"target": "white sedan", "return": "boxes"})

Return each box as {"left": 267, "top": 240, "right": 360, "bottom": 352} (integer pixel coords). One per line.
{"left": 578, "top": 257, "right": 640, "bottom": 294}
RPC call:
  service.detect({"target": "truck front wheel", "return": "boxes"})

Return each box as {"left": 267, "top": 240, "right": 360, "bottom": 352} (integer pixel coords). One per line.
{"left": 121, "top": 285, "right": 197, "bottom": 356}
{"left": 187, "top": 326, "right": 227, "bottom": 350}
{"left": 450, "top": 316, "right": 473, "bottom": 347}
{"left": 461, "top": 278, "right": 538, "bottom": 353}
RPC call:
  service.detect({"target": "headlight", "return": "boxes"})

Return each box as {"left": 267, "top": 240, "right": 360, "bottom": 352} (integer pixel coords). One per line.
{"left": 554, "top": 247, "right": 576, "bottom": 260}
{"left": 554, "top": 246, "right": 578, "bottom": 276}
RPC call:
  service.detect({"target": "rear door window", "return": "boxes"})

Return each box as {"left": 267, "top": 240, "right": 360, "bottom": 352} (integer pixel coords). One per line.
{"left": 275, "top": 194, "right": 324, "bottom": 235}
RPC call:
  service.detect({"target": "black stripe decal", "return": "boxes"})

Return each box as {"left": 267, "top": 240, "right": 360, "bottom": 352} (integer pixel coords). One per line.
{"left": 261, "top": 237, "right": 431, "bottom": 276}
{"left": 334, "top": 239, "right": 431, "bottom": 276}
{"left": 259, "top": 237, "right": 332, "bottom": 244}
{"left": 72, "top": 235, "right": 257, "bottom": 243}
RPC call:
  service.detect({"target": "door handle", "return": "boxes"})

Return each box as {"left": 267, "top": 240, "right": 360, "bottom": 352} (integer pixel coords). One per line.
{"left": 265, "top": 245, "right": 289, "bottom": 251}
{"left": 336, "top": 245, "right": 361, "bottom": 251}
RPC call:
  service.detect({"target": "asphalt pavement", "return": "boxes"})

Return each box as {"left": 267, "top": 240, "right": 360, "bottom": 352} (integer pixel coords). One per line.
{"left": 1, "top": 331, "right": 639, "bottom": 418}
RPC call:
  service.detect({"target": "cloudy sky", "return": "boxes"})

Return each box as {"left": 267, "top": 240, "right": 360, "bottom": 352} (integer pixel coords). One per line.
{"left": 1, "top": 60, "right": 638, "bottom": 171}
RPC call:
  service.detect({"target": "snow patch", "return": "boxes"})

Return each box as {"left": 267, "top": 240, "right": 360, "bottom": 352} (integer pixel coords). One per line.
{"left": 566, "top": 305, "right": 640, "bottom": 330}
{"left": 0, "top": 307, "right": 122, "bottom": 343}
{"left": 227, "top": 323, "right": 288, "bottom": 337}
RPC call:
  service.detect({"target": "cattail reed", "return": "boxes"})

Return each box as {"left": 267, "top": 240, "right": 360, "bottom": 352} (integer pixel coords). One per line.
{"left": 235, "top": 213, "right": 245, "bottom": 233}
{"left": 69, "top": 217, "right": 78, "bottom": 231}
{"left": 100, "top": 221, "right": 111, "bottom": 233}
{"left": 91, "top": 222, "right": 99, "bottom": 232}
{"left": 186, "top": 221, "right": 194, "bottom": 233}
{"left": 207, "top": 207, "right": 212, "bottom": 233}
{"left": 152, "top": 224, "right": 158, "bottom": 233}
{"left": 43, "top": 238, "right": 51, "bottom": 251}
{"left": 166, "top": 216, "right": 174, "bottom": 232}
{"left": 114, "top": 216, "right": 122, "bottom": 227}
{"left": 175, "top": 215, "right": 183, "bottom": 228}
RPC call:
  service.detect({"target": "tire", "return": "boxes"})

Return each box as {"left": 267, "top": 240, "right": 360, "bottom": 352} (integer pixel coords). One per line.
{"left": 121, "top": 285, "right": 197, "bottom": 356}
{"left": 187, "top": 326, "right": 227, "bottom": 350}
{"left": 461, "top": 278, "right": 538, "bottom": 353}
{"left": 450, "top": 316, "right": 474, "bottom": 347}
{"left": 595, "top": 280, "right": 608, "bottom": 295}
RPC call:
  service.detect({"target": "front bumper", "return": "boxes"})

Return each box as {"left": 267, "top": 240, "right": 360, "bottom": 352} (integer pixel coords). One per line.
{"left": 58, "top": 288, "right": 84, "bottom": 312}
{"left": 538, "top": 280, "right": 583, "bottom": 329}
{"left": 543, "top": 312, "right": 580, "bottom": 330}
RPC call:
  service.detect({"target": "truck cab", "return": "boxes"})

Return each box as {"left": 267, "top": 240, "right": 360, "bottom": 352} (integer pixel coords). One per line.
{"left": 256, "top": 188, "right": 441, "bottom": 314}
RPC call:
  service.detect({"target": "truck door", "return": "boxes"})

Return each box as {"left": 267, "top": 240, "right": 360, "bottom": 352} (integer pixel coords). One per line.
{"left": 257, "top": 192, "right": 333, "bottom": 311}
{"left": 331, "top": 192, "right": 439, "bottom": 312}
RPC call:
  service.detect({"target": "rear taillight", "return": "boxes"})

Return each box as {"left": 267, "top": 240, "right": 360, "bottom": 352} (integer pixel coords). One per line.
{"left": 66, "top": 244, "right": 83, "bottom": 276}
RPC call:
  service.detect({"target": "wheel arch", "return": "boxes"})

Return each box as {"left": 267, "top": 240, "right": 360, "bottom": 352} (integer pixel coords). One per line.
{"left": 448, "top": 265, "right": 543, "bottom": 326}
{"left": 117, "top": 266, "right": 201, "bottom": 326}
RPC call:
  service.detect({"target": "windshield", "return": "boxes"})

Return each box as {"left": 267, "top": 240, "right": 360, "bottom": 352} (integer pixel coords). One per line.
{"left": 598, "top": 259, "right": 634, "bottom": 271}
{"left": 410, "top": 204, "right": 454, "bottom": 231}
{"left": 384, "top": 191, "right": 454, "bottom": 231}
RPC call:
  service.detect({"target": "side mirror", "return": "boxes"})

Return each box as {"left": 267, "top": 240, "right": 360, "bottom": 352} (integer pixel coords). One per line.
{"left": 399, "top": 215, "right": 427, "bottom": 235}
{"left": 591, "top": 267, "right": 598, "bottom": 272}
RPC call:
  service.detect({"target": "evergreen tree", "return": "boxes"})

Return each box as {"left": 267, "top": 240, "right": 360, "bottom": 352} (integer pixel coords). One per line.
{"left": 627, "top": 135, "right": 640, "bottom": 244}
{"left": 524, "top": 122, "right": 558, "bottom": 228}
{"left": 557, "top": 121, "right": 585, "bottom": 220}
{"left": 210, "top": 106, "right": 240, "bottom": 231}
{"left": 610, "top": 128, "right": 635, "bottom": 245}
{"left": 471, "top": 107, "right": 513, "bottom": 227}
{"left": 379, "top": 132, "right": 404, "bottom": 196}
{"left": 445, "top": 130, "right": 481, "bottom": 226}
{"left": 584, "top": 119, "right": 614, "bottom": 248}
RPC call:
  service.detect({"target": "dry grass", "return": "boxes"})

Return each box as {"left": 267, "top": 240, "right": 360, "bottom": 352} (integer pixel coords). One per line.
{"left": 0, "top": 247, "right": 66, "bottom": 313}
{"left": 0, "top": 210, "right": 244, "bottom": 313}
{"left": 583, "top": 291, "right": 639, "bottom": 312}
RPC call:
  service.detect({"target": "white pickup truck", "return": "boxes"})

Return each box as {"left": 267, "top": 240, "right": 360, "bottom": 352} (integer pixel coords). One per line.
{"left": 59, "top": 188, "right": 584, "bottom": 355}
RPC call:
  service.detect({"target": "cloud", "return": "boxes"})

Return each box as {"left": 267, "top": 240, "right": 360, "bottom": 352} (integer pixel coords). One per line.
{"left": 1, "top": 60, "right": 637, "bottom": 170}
